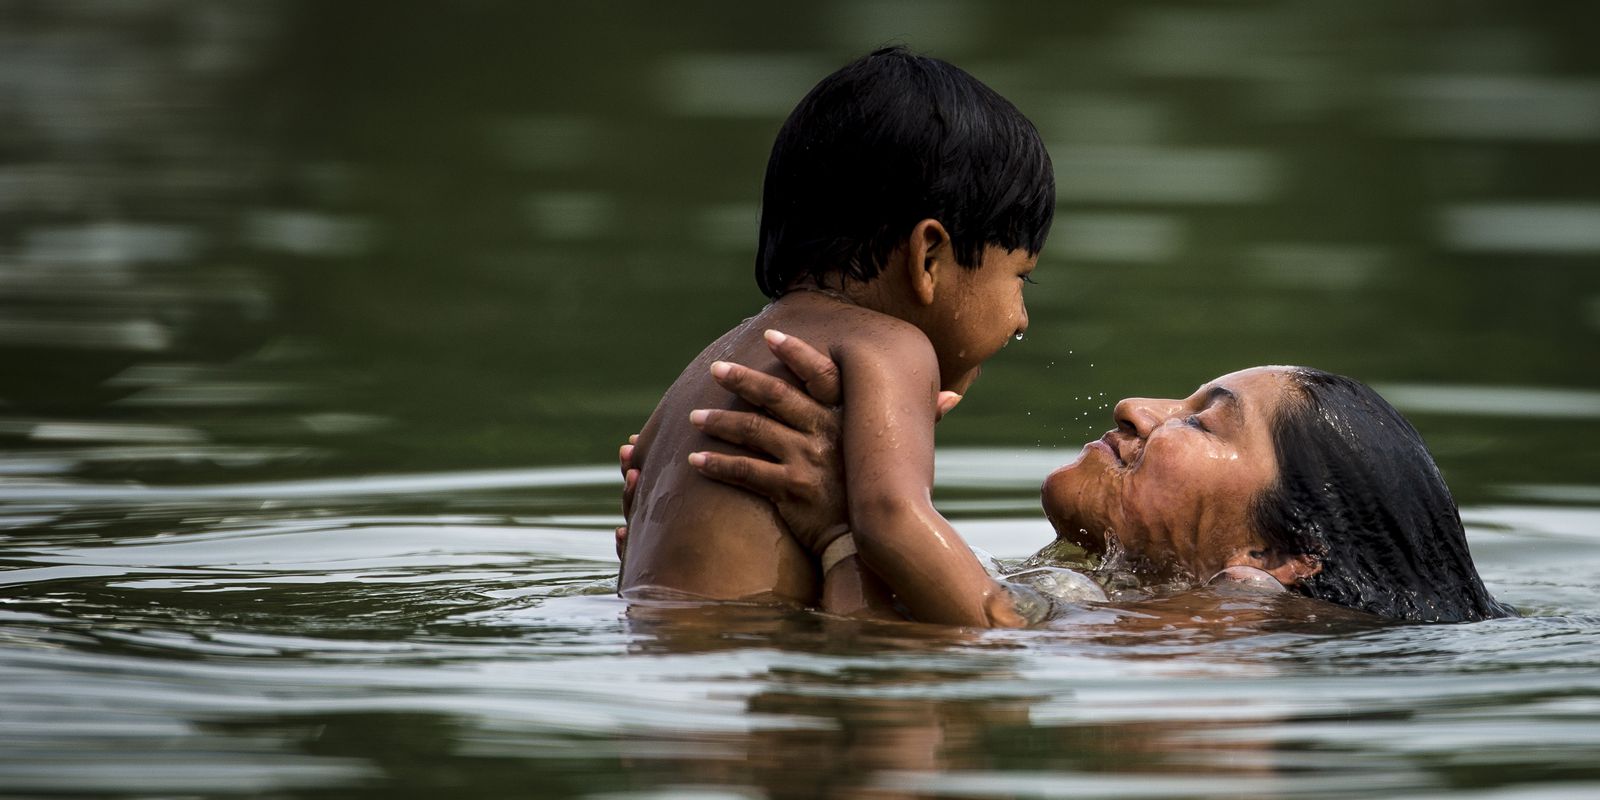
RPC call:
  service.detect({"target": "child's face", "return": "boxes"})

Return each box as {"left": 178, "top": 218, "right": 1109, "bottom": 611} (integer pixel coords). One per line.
{"left": 924, "top": 245, "right": 1037, "bottom": 392}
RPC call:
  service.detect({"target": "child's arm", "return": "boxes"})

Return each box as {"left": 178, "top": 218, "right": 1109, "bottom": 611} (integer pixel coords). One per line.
{"left": 834, "top": 328, "right": 1025, "bottom": 628}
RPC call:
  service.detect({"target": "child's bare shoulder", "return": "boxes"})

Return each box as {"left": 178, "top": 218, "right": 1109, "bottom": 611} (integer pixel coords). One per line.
{"left": 827, "top": 305, "right": 937, "bottom": 370}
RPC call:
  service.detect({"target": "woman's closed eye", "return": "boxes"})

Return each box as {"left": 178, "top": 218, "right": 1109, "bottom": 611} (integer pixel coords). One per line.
{"left": 1185, "top": 414, "right": 1209, "bottom": 432}
{"left": 1021, "top": 274, "right": 1039, "bottom": 285}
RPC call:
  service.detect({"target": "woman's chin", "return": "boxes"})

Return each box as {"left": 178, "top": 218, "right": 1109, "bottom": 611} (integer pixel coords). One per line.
{"left": 1036, "top": 489, "right": 1100, "bottom": 553}
{"left": 1041, "top": 464, "right": 1109, "bottom": 556}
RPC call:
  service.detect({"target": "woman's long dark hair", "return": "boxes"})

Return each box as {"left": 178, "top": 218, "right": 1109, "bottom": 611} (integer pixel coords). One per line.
{"left": 1251, "top": 369, "right": 1514, "bottom": 622}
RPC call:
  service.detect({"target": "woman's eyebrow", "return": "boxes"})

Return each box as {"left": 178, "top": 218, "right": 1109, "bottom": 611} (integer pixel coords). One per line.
{"left": 1202, "top": 385, "right": 1241, "bottom": 416}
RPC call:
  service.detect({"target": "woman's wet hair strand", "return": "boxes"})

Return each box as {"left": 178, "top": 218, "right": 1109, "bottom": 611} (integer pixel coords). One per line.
{"left": 1252, "top": 368, "right": 1513, "bottom": 623}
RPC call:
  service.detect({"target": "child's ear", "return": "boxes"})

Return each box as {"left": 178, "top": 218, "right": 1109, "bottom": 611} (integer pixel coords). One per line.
{"left": 904, "top": 219, "right": 953, "bottom": 307}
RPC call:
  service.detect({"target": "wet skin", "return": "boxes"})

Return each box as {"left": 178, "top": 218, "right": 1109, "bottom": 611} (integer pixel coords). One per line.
{"left": 912, "top": 232, "right": 1034, "bottom": 394}
{"left": 644, "top": 351, "right": 1326, "bottom": 624}
{"left": 1042, "top": 366, "right": 1315, "bottom": 585}
{"left": 621, "top": 220, "right": 1038, "bottom": 622}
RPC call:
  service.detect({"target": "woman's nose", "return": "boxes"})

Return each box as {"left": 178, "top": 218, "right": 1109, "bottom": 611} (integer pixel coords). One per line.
{"left": 1114, "top": 397, "right": 1177, "bottom": 437}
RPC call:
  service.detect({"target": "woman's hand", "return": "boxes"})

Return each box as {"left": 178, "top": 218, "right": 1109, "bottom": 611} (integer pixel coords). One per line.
{"left": 616, "top": 434, "right": 638, "bottom": 565}
{"left": 687, "top": 330, "right": 849, "bottom": 554}
{"left": 687, "top": 330, "right": 963, "bottom": 554}
{"left": 615, "top": 329, "right": 962, "bottom": 564}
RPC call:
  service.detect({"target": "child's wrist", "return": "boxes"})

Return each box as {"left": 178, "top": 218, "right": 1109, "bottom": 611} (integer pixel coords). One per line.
{"left": 819, "top": 533, "right": 856, "bottom": 574}
{"left": 808, "top": 521, "right": 850, "bottom": 555}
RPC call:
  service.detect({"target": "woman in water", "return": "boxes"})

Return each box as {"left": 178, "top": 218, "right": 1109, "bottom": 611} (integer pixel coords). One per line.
{"left": 621, "top": 331, "right": 1512, "bottom": 625}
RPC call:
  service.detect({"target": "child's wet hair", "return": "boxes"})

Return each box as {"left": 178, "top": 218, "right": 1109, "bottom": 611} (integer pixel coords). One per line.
{"left": 755, "top": 46, "right": 1055, "bottom": 298}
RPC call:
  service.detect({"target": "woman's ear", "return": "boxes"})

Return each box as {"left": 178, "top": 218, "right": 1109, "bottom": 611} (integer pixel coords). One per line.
{"left": 904, "top": 219, "right": 952, "bottom": 307}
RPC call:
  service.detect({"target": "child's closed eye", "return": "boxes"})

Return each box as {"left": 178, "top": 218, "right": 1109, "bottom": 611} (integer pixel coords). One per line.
{"left": 1021, "top": 274, "right": 1039, "bottom": 285}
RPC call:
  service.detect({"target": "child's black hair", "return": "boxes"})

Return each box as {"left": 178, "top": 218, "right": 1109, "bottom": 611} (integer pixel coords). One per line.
{"left": 755, "top": 46, "right": 1055, "bottom": 298}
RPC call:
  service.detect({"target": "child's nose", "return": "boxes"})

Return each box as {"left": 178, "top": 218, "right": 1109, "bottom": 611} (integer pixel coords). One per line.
{"left": 1014, "top": 305, "right": 1029, "bottom": 339}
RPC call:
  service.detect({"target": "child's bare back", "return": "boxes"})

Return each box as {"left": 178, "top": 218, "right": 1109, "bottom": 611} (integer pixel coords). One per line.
{"left": 620, "top": 292, "right": 898, "bottom": 604}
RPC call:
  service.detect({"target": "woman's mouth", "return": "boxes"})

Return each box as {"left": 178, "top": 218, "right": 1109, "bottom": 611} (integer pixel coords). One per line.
{"left": 1096, "top": 431, "right": 1144, "bottom": 468}
{"left": 1091, "top": 433, "right": 1124, "bottom": 466}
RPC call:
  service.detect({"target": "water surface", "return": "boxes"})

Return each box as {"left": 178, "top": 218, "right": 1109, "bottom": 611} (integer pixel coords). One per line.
{"left": 4, "top": 457, "right": 1599, "bottom": 797}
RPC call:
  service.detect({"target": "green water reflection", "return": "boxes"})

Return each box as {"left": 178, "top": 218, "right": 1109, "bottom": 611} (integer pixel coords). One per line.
{"left": 2, "top": 0, "right": 1596, "bottom": 502}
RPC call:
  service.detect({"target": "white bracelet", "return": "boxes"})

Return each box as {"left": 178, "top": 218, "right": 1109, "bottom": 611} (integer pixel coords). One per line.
{"left": 819, "top": 534, "right": 857, "bottom": 574}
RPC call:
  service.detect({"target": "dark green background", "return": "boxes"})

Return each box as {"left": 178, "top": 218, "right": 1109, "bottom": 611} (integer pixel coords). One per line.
{"left": 3, "top": 0, "right": 1597, "bottom": 499}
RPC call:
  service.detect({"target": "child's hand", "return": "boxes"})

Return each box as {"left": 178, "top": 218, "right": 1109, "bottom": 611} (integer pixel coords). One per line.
{"left": 936, "top": 390, "right": 963, "bottom": 421}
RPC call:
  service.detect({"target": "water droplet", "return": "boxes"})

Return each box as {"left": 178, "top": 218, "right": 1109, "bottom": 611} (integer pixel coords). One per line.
{"left": 1014, "top": 332, "right": 1025, "bottom": 341}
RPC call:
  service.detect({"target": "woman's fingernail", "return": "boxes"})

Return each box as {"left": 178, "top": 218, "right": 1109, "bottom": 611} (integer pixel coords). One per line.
{"left": 620, "top": 443, "right": 633, "bottom": 459}
{"left": 687, "top": 452, "right": 707, "bottom": 467}
{"left": 764, "top": 329, "right": 787, "bottom": 345}
{"left": 689, "top": 409, "right": 709, "bottom": 426}
{"left": 710, "top": 361, "right": 731, "bottom": 379}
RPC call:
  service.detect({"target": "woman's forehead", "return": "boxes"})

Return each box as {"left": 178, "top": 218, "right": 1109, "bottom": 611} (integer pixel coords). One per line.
{"left": 1192, "top": 367, "right": 1297, "bottom": 419}
{"left": 1203, "top": 366, "right": 1293, "bottom": 394}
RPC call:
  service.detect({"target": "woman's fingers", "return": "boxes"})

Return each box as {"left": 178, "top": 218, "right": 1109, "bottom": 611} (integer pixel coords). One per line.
{"left": 690, "top": 407, "right": 805, "bottom": 459}
{"left": 622, "top": 468, "right": 638, "bottom": 519}
{"left": 618, "top": 436, "right": 638, "bottom": 564}
{"left": 710, "top": 360, "right": 834, "bottom": 435}
{"left": 688, "top": 450, "right": 793, "bottom": 499}
{"left": 763, "top": 330, "right": 841, "bottom": 406}
{"left": 619, "top": 435, "right": 640, "bottom": 517}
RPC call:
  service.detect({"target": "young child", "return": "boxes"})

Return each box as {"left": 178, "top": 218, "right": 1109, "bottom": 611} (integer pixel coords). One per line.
{"left": 618, "top": 47, "right": 1054, "bottom": 626}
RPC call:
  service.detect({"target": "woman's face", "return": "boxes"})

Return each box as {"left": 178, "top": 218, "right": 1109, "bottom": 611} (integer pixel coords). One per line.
{"left": 1041, "top": 367, "right": 1296, "bottom": 583}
